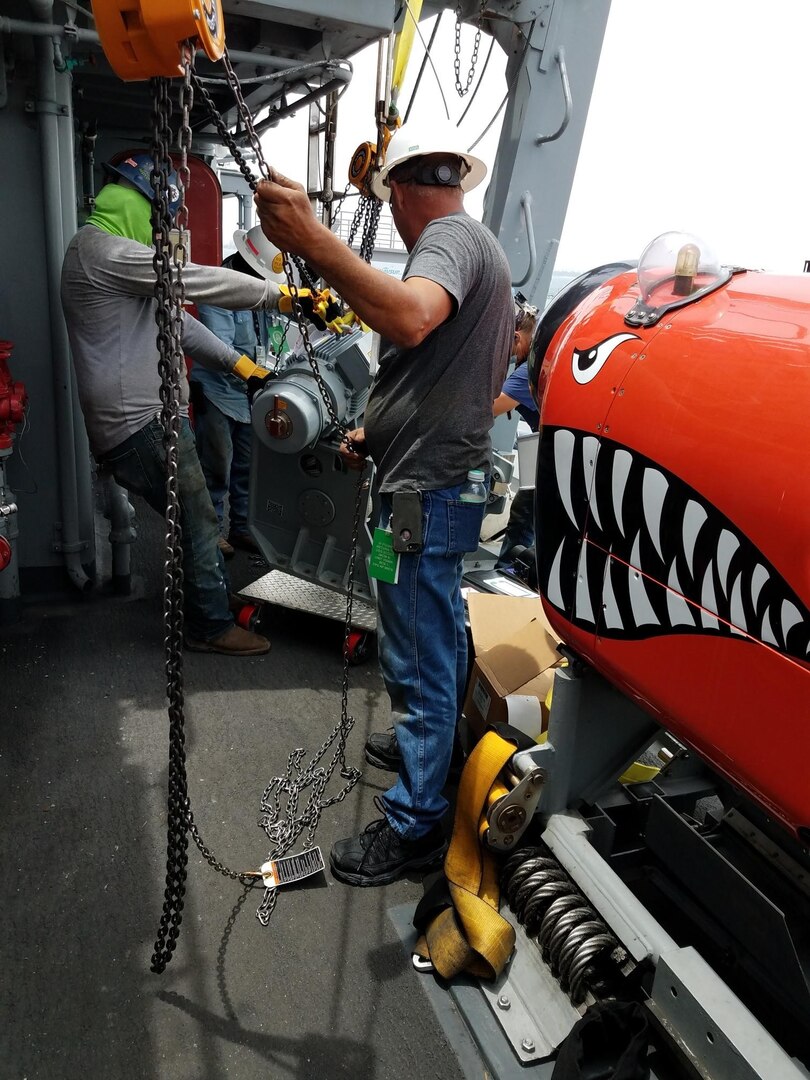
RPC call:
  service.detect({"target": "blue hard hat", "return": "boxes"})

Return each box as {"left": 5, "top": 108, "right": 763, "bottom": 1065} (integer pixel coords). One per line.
{"left": 103, "top": 152, "right": 181, "bottom": 217}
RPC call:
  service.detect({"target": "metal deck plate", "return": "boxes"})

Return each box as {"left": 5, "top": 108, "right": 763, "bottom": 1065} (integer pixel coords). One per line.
{"left": 240, "top": 569, "right": 377, "bottom": 632}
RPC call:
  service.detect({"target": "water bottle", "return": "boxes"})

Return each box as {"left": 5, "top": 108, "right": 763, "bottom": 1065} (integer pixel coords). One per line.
{"left": 459, "top": 468, "right": 487, "bottom": 503}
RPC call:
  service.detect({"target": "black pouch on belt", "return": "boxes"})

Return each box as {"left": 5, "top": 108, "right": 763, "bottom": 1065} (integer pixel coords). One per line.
{"left": 391, "top": 491, "right": 423, "bottom": 553}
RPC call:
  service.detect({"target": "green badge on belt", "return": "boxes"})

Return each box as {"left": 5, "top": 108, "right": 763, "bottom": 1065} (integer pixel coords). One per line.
{"left": 369, "top": 528, "right": 400, "bottom": 585}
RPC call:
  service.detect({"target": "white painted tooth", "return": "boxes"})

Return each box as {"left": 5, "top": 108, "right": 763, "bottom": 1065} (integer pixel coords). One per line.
{"left": 667, "top": 561, "right": 695, "bottom": 627}
{"left": 761, "top": 606, "right": 777, "bottom": 646}
{"left": 682, "top": 500, "right": 708, "bottom": 579}
{"left": 554, "top": 429, "right": 578, "bottom": 530}
{"left": 575, "top": 541, "right": 595, "bottom": 624}
{"left": 781, "top": 600, "right": 802, "bottom": 644}
{"left": 629, "top": 532, "right": 659, "bottom": 626}
{"left": 548, "top": 538, "right": 566, "bottom": 609}
{"left": 700, "top": 562, "right": 719, "bottom": 628}
{"left": 611, "top": 449, "right": 632, "bottom": 538}
{"left": 602, "top": 555, "right": 623, "bottom": 629}
{"left": 642, "top": 468, "right": 668, "bottom": 561}
{"left": 582, "top": 436, "right": 603, "bottom": 530}
{"left": 729, "top": 572, "right": 746, "bottom": 636}
{"left": 751, "top": 564, "right": 769, "bottom": 609}
{"left": 717, "top": 529, "right": 740, "bottom": 597}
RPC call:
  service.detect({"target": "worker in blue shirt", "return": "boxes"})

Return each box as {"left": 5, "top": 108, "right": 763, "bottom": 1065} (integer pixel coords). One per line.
{"left": 191, "top": 226, "right": 288, "bottom": 557}
{"left": 493, "top": 301, "right": 539, "bottom": 568}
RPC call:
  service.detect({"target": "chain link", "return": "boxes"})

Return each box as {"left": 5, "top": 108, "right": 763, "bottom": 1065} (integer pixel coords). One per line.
{"left": 454, "top": 1, "right": 487, "bottom": 97}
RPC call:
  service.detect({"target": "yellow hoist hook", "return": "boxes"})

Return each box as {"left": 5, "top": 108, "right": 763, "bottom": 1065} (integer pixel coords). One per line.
{"left": 348, "top": 0, "right": 423, "bottom": 196}
{"left": 92, "top": 0, "right": 225, "bottom": 81}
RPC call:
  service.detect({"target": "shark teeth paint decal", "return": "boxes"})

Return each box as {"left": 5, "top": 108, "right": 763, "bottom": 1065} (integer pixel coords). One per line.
{"left": 667, "top": 561, "right": 695, "bottom": 627}
{"left": 611, "top": 450, "right": 632, "bottom": 538}
{"left": 682, "top": 500, "right": 707, "bottom": 578}
{"left": 642, "top": 468, "right": 667, "bottom": 560}
{"left": 582, "top": 436, "right": 602, "bottom": 531}
{"left": 536, "top": 426, "right": 810, "bottom": 664}
{"left": 554, "top": 428, "right": 577, "bottom": 529}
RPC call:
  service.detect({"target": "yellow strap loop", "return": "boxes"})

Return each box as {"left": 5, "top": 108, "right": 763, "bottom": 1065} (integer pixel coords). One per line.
{"left": 416, "top": 730, "right": 518, "bottom": 980}
{"left": 390, "top": 0, "right": 424, "bottom": 107}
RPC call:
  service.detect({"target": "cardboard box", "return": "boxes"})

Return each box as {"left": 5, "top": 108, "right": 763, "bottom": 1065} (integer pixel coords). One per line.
{"left": 463, "top": 592, "right": 563, "bottom": 744}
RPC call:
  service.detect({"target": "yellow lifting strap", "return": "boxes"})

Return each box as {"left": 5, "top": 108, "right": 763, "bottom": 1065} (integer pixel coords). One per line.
{"left": 390, "top": 0, "right": 424, "bottom": 108}
{"left": 414, "top": 729, "right": 518, "bottom": 981}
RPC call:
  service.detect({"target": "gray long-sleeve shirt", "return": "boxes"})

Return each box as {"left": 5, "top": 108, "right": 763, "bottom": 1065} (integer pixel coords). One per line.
{"left": 61, "top": 226, "right": 282, "bottom": 456}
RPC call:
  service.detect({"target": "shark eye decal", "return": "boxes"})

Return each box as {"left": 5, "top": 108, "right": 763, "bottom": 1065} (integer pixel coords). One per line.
{"left": 572, "top": 333, "right": 639, "bottom": 384}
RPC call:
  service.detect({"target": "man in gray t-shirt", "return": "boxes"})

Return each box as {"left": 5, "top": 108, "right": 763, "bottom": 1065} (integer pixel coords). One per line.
{"left": 61, "top": 151, "right": 330, "bottom": 656}
{"left": 256, "top": 122, "right": 514, "bottom": 887}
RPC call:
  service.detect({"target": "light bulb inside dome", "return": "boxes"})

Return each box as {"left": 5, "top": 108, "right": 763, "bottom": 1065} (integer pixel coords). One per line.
{"left": 638, "top": 231, "right": 722, "bottom": 305}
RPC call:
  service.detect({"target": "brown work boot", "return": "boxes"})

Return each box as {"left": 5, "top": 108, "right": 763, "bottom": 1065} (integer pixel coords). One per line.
{"left": 228, "top": 531, "right": 260, "bottom": 554}
{"left": 218, "top": 536, "right": 235, "bottom": 559}
{"left": 185, "top": 624, "right": 271, "bottom": 656}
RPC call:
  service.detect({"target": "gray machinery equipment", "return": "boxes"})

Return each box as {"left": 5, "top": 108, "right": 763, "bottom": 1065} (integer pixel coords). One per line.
{"left": 248, "top": 326, "right": 516, "bottom": 600}
{"left": 248, "top": 329, "right": 377, "bottom": 604}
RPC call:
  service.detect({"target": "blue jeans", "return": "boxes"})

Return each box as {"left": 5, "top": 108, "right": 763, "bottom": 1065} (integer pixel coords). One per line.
{"left": 98, "top": 416, "right": 233, "bottom": 642}
{"left": 495, "top": 488, "right": 535, "bottom": 568}
{"left": 192, "top": 397, "right": 252, "bottom": 536}
{"left": 377, "top": 485, "right": 486, "bottom": 839}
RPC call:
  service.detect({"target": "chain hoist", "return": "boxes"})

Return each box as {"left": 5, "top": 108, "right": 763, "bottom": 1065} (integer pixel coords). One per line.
{"left": 147, "top": 44, "right": 370, "bottom": 966}
{"left": 454, "top": 1, "right": 488, "bottom": 97}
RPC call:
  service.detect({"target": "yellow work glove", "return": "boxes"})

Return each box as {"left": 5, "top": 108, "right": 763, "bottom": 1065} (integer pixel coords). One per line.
{"left": 313, "top": 289, "right": 345, "bottom": 333}
{"left": 278, "top": 285, "right": 344, "bottom": 333}
{"left": 233, "top": 354, "right": 273, "bottom": 403}
{"left": 332, "top": 309, "right": 370, "bottom": 334}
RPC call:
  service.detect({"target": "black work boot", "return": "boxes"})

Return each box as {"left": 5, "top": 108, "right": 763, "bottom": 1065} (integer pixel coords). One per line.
{"left": 330, "top": 800, "right": 447, "bottom": 887}
{"left": 364, "top": 729, "right": 401, "bottom": 771}
{"left": 364, "top": 729, "right": 465, "bottom": 777}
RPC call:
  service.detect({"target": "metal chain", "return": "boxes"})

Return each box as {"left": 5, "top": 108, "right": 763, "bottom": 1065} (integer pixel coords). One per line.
{"left": 256, "top": 470, "right": 368, "bottom": 925}
{"left": 359, "top": 198, "right": 382, "bottom": 263}
{"left": 345, "top": 197, "right": 367, "bottom": 250}
{"left": 193, "top": 46, "right": 372, "bottom": 924}
{"left": 191, "top": 71, "right": 261, "bottom": 189}
{"left": 150, "top": 49, "right": 264, "bottom": 980}
{"left": 289, "top": 253, "right": 318, "bottom": 290}
{"left": 454, "top": 1, "right": 487, "bottom": 97}
{"left": 220, "top": 49, "right": 270, "bottom": 175}
{"left": 149, "top": 60, "right": 190, "bottom": 976}
{"left": 346, "top": 194, "right": 382, "bottom": 264}
{"left": 330, "top": 181, "right": 353, "bottom": 222}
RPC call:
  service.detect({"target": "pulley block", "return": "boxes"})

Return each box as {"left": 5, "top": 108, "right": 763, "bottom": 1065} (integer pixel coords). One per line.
{"left": 348, "top": 123, "right": 399, "bottom": 196}
{"left": 92, "top": 0, "right": 225, "bottom": 81}
{"left": 348, "top": 142, "right": 377, "bottom": 197}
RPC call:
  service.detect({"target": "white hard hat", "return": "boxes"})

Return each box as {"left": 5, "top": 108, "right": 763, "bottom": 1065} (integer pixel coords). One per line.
{"left": 370, "top": 122, "right": 487, "bottom": 203}
{"left": 233, "top": 225, "right": 287, "bottom": 283}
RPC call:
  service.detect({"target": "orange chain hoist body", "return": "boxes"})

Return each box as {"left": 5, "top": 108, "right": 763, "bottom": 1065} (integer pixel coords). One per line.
{"left": 92, "top": 0, "right": 225, "bottom": 80}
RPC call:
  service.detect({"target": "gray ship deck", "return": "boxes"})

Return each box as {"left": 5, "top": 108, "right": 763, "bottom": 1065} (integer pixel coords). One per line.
{"left": 0, "top": 500, "right": 470, "bottom": 1080}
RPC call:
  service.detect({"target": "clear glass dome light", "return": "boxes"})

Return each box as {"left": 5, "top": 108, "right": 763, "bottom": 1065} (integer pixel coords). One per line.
{"left": 637, "top": 231, "right": 723, "bottom": 305}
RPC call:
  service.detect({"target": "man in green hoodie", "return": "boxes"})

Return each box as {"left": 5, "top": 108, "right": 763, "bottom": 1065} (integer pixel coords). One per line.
{"left": 61, "top": 151, "right": 329, "bottom": 655}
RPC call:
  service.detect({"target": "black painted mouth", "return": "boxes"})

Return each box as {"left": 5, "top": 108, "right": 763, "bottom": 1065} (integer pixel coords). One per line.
{"left": 536, "top": 426, "right": 810, "bottom": 663}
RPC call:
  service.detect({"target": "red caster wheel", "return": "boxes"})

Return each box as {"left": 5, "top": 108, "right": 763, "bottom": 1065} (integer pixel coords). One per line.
{"left": 345, "top": 629, "right": 371, "bottom": 665}
{"left": 235, "top": 602, "right": 262, "bottom": 632}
